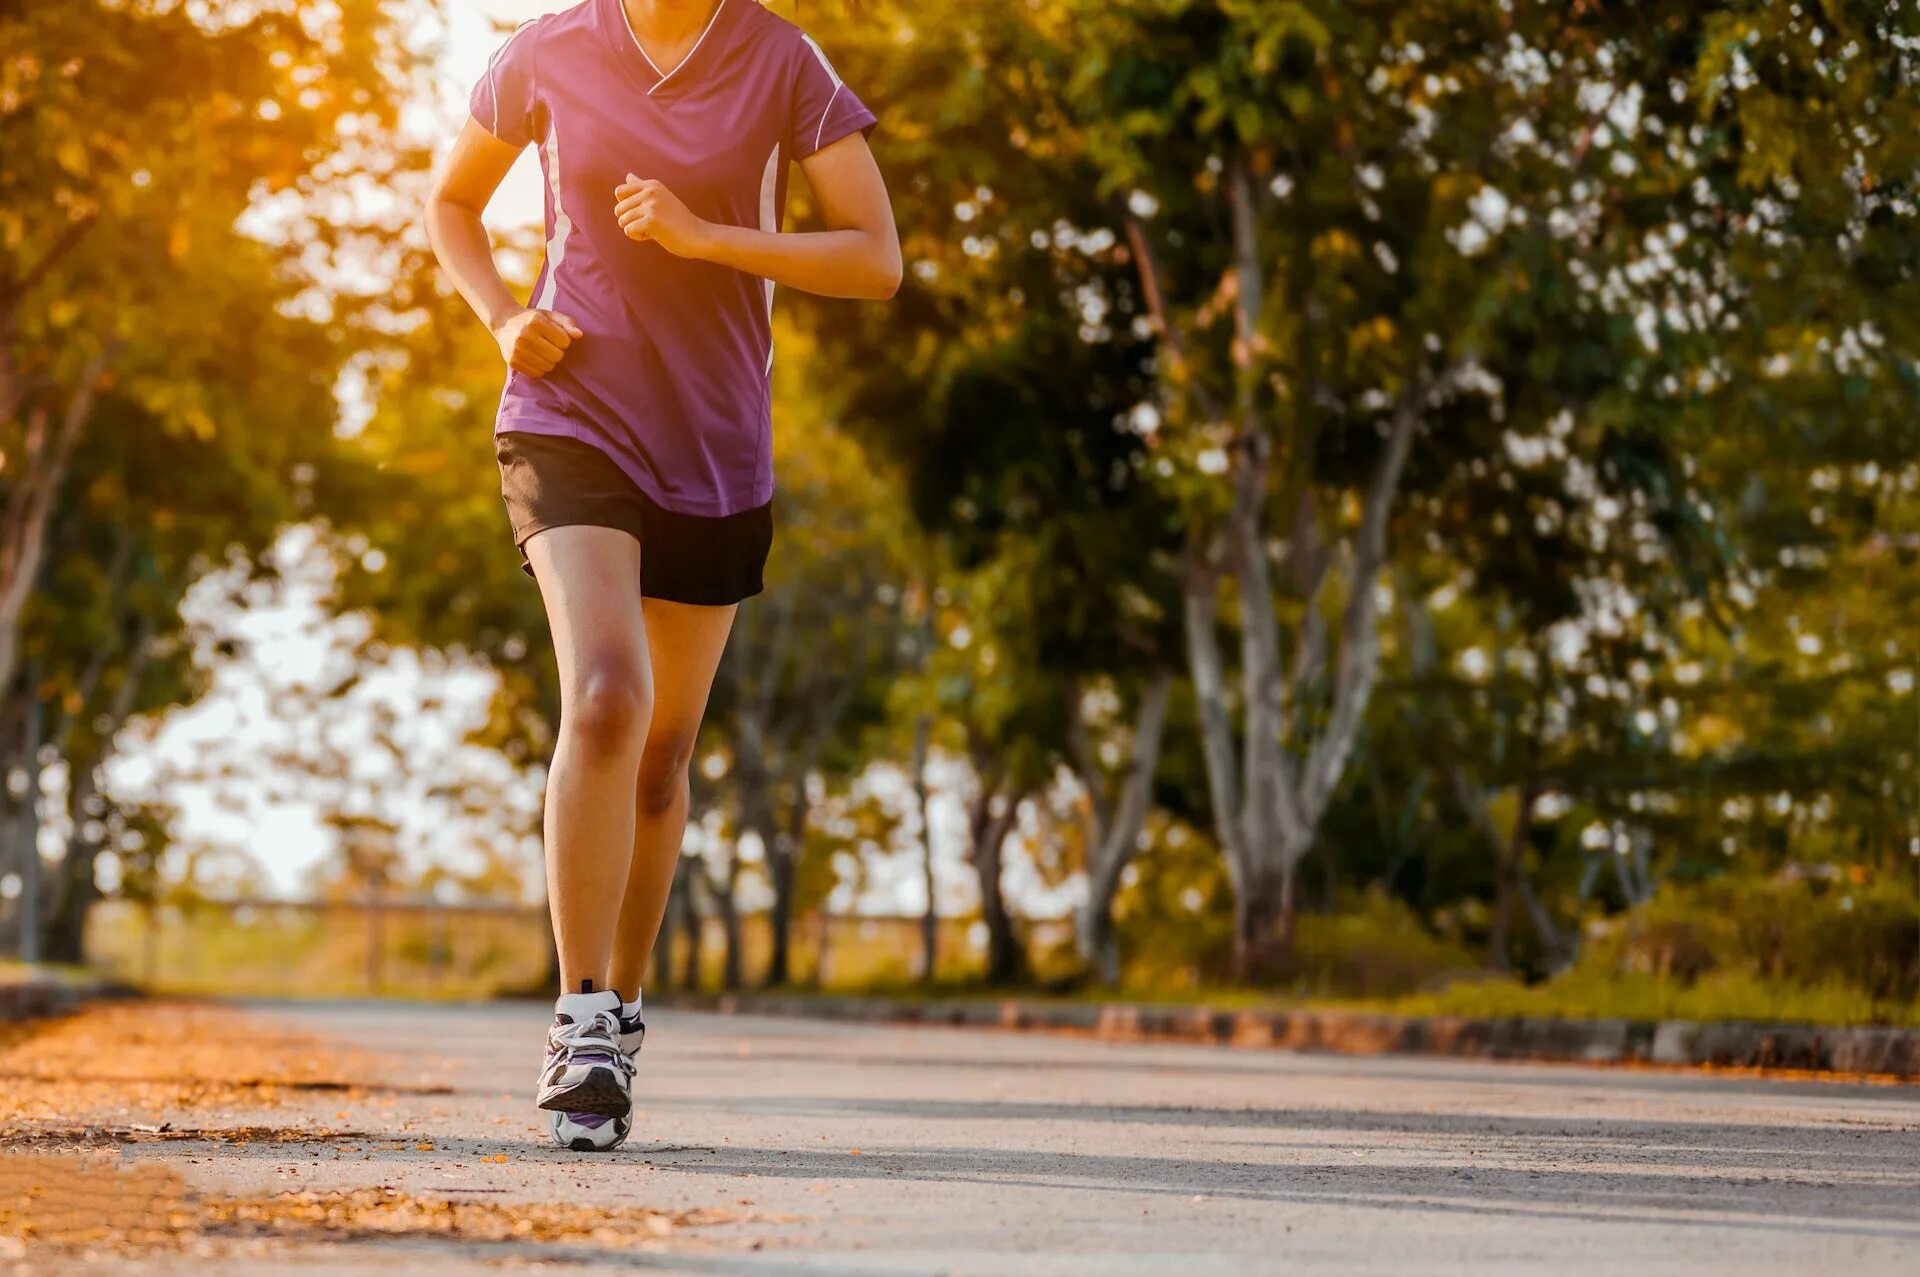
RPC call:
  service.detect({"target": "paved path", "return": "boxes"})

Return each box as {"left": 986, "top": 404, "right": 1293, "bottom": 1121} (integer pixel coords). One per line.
{"left": 25, "top": 1000, "right": 1920, "bottom": 1273}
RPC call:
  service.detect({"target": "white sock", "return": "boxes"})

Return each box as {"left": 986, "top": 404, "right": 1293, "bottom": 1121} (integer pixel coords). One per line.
{"left": 621, "top": 993, "right": 642, "bottom": 1019}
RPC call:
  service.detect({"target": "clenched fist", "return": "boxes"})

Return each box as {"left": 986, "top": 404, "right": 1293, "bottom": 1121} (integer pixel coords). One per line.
{"left": 615, "top": 174, "right": 710, "bottom": 258}
{"left": 493, "top": 307, "right": 583, "bottom": 377}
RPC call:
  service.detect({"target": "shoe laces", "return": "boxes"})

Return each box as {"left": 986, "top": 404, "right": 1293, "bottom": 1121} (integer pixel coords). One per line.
{"left": 548, "top": 1009, "right": 630, "bottom": 1073}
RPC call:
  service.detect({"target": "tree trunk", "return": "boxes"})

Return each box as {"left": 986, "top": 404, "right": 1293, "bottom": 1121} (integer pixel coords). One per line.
{"left": 41, "top": 882, "right": 92, "bottom": 964}
{"left": 651, "top": 868, "right": 681, "bottom": 995}
{"left": 733, "top": 703, "right": 796, "bottom": 988}
{"left": 1487, "top": 835, "right": 1519, "bottom": 974}
{"left": 16, "top": 674, "right": 43, "bottom": 964}
{"left": 1133, "top": 153, "right": 1436, "bottom": 987}
{"left": 912, "top": 712, "right": 937, "bottom": 983}
{"left": 42, "top": 816, "right": 98, "bottom": 967}
{"left": 1233, "top": 858, "right": 1298, "bottom": 983}
{"left": 764, "top": 823, "right": 794, "bottom": 987}
{"left": 42, "top": 618, "right": 153, "bottom": 967}
{"left": 718, "top": 905, "right": 742, "bottom": 990}
{"left": 44, "top": 755, "right": 102, "bottom": 966}
{"left": 0, "top": 348, "right": 115, "bottom": 708}
{"left": 1518, "top": 874, "right": 1573, "bottom": 973}
{"left": 143, "top": 898, "right": 161, "bottom": 987}
{"left": 714, "top": 871, "right": 743, "bottom": 992}
{"left": 966, "top": 776, "right": 1026, "bottom": 987}
{"left": 1072, "top": 670, "right": 1173, "bottom": 987}
{"left": 1077, "top": 874, "right": 1122, "bottom": 987}
{"left": 678, "top": 867, "right": 704, "bottom": 991}
{"left": 979, "top": 840, "right": 1025, "bottom": 986}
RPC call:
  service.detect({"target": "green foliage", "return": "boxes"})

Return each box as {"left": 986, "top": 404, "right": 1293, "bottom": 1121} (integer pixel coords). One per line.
{"left": 1109, "top": 813, "right": 1235, "bottom": 985}
{"left": 1587, "top": 875, "right": 1919, "bottom": 1003}
{"left": 1375, "top": 870, "right": 1920, "bottom": 1027}
{"left": 14, "top": 1, "right": 1917, "bottom": 1013}
{"left": 1390, "top": 973, "right": 1920, "bottom": 1032}
{"left": 1285, "top": 891, "right": 1482, "bottom": 1000}
{"left": 2, "top": 0, "right": 422, "bottom": 959}
{"left": 83, "top": 900, "right": 552, "bottom": 1001}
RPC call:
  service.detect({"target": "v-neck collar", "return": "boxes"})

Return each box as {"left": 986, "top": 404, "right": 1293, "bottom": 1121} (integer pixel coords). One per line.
{"left": 606, "top": 0, "right": 732, "bottom": 99}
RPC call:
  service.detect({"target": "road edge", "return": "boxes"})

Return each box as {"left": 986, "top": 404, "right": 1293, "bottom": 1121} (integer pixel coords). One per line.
{"left": 653, "top": 992, "right": 1920, "bottom": 1080}
{"left": 0, "top": 971, "right": 119, "bottom": 1025}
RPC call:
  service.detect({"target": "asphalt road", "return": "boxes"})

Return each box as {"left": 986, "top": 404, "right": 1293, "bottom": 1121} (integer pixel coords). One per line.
{"left": 34, "top": 1000, "right": 1920, "bottom": 1274}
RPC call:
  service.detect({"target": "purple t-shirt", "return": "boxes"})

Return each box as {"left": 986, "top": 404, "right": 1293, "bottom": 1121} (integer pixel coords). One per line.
{"left": 470, "top": 0, "right": 876, "bottom": 516}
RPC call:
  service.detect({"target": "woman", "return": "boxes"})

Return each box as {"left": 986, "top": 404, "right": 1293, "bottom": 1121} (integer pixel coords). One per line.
{"left": 425, "top": 0, "right": 898, "bottom": 1151}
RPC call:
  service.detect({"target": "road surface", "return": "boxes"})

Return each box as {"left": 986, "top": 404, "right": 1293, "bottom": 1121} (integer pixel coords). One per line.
{"left": 6, "top": 999, "right": 1918, "bottom": 1273}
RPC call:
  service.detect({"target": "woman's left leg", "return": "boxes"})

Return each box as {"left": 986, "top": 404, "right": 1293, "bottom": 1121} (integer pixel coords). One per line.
{"left": 608, "top": 597, "right": 737, "bottom": 999}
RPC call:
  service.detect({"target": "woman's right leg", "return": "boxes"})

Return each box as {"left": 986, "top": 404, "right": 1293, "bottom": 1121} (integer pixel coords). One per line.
{"left": 525, "top": 524, "right": 653, "bottom": 993}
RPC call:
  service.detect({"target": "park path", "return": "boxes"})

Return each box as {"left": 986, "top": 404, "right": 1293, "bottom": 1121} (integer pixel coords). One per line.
{"left": 3, "top": 997, "right": 1918, "bottom": 1274}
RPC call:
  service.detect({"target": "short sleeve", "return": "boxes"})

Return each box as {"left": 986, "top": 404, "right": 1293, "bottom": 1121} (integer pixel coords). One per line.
{"left": 470, "top": 21, "right": 543, "bottom": 149}
{"left": 787, "top": 33, "right": 877, "bottom": 161}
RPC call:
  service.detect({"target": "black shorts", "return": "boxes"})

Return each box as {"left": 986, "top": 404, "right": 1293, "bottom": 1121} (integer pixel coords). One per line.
{"left": 496, "top": 430, "right": 771, "bottom": 607}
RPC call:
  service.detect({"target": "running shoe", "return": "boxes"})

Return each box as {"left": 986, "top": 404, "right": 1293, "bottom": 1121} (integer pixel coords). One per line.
{"left": 536, "top": 988, "right": 632, "bottom": 1118}
{"left": 550, "top": 1003, "right": 646, "bottom": 1151}
{"left": 549, "top": 1107, "right": 631, "bottom": 1151}
{"left": 617, "top": 1003, "right": 646, "bottom": 1057}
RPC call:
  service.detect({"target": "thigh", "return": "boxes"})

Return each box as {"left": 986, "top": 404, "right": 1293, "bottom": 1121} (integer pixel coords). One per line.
{"left": 525, "top": 525, "right": 650, "bottom": 691}
{"left": 640, "top": 598, "right": 737, "bottom": 750}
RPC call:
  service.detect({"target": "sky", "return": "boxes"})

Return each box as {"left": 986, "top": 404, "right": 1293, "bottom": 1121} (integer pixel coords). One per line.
{"left": 432, "top": 1, "right": 565, "bottom": 224}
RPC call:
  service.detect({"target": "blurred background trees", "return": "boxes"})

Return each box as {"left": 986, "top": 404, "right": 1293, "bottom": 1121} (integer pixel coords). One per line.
{"left": 1, "top": 0, "right": 420, "bottom": 961}
{"left": 3, "top": 0, "right": 1915, "bottom": 1022}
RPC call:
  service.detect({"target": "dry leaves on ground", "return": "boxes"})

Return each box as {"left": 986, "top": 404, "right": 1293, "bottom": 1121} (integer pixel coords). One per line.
{"left": 0, "top": 1003, "right": 757, "bottom": 1261}
{"left": 0, "top": 1153, "right": 740, "bottom": 1258}
{"left": 0, "top": 1000, "right": 399, "bottom": 1127}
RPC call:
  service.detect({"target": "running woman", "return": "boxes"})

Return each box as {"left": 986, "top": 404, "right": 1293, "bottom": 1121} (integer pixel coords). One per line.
{"left": 424, "top": 0, "right": 898, "bottom": 1150}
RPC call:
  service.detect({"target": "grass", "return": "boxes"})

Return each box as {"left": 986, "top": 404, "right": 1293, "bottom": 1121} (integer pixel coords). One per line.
{"left": 1366, "top": 969, "right": 1920, "bottom": 1029}
{"left": 714, "top": 960, "right": 1920, "bottom": 1029}
{"left": 0, "top": 960, "right": 99, "bottom": 988}
{"left": 82, "top": 901, "right": 553, "bottom": 1001}
{"left": 717, "top": 971, "right": 1920, "bottom": 1030}
{"left": 65, "top": 898, "right": 1920, "bottom": 1029}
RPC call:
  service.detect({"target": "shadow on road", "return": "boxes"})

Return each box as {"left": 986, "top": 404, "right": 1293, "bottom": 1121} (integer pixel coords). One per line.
{"left": 633, "top": 1135, "right": 1920, "bottom": 1239}
{"left": 664, "top": 1041, "right": 1911, "bottom": 1101}
{"left": 620, "top": 1062, "right": 1920, "bottom": 1242}
{"left": 24, "top": 1098, "right": 1906, "bottom": 1241}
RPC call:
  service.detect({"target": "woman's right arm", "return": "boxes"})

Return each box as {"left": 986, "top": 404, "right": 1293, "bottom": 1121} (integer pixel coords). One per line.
{"left": 424, "top": 118, "right": 582, "bottom": 378}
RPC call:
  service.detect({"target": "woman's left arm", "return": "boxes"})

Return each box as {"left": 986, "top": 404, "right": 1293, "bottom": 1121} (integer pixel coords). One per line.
{"left": 614, "top": 131, "right": 901, "bottom": 300}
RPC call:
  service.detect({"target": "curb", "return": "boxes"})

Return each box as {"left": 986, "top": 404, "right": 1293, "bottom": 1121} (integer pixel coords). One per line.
{"left": 655, "top": 992, "right": 1920, "bottom": 1080}
{"left": 0, "top": 973, "right": 113, "bottom": 1024}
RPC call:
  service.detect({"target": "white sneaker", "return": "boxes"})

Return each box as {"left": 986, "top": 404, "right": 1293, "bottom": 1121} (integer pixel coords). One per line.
{"left": 548, "top": 998, "right": 645, "bottom": 1151}
{"left": 536, "top": 989, "right": 632, "bottom": 1119}
{"left": 549, "top": 1107, "right": 632, "bottom": 1151}
{"left": 617, "top": 1002, "right": 646, "bottom": 1058}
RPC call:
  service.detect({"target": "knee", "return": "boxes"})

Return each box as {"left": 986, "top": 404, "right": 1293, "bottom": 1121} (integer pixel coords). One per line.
{"left": 564, "top": 655, "right": 651, "bottom": 755}
{"left": 635, "top": 728, "right": 698, "bottom": 815}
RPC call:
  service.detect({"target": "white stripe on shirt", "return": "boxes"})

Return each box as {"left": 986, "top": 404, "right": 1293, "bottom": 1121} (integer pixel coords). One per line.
{"left": 533, "top": 121, "right": 572, "bottom": 311}
{"left": 482, "top": 18, "right": 539, "bottom": 139}
{"left": 758, "top": 141, "right": 780, "bottom": 374}
{"left": 799, "top": 33, "right": 846, "bottom": 155}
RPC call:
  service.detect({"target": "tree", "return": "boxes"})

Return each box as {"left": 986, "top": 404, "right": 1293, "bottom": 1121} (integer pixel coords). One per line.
{"left": 709, "top": 410, "right": 913, "bottom": 987}
{"left": 0, "top": 0, "right": 413, "bottom": 705}
{"left": 1, "top": 0, "right": 420, "bottom": 958}
{"left": 1036, "top": 1, "right": 1515, "bottom": 974}
{"left": 804, "top": 2, "right": 1187, "bottom": 985}
{"left": 1067, "top": 667, "right": 1175, "bottom": 983}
